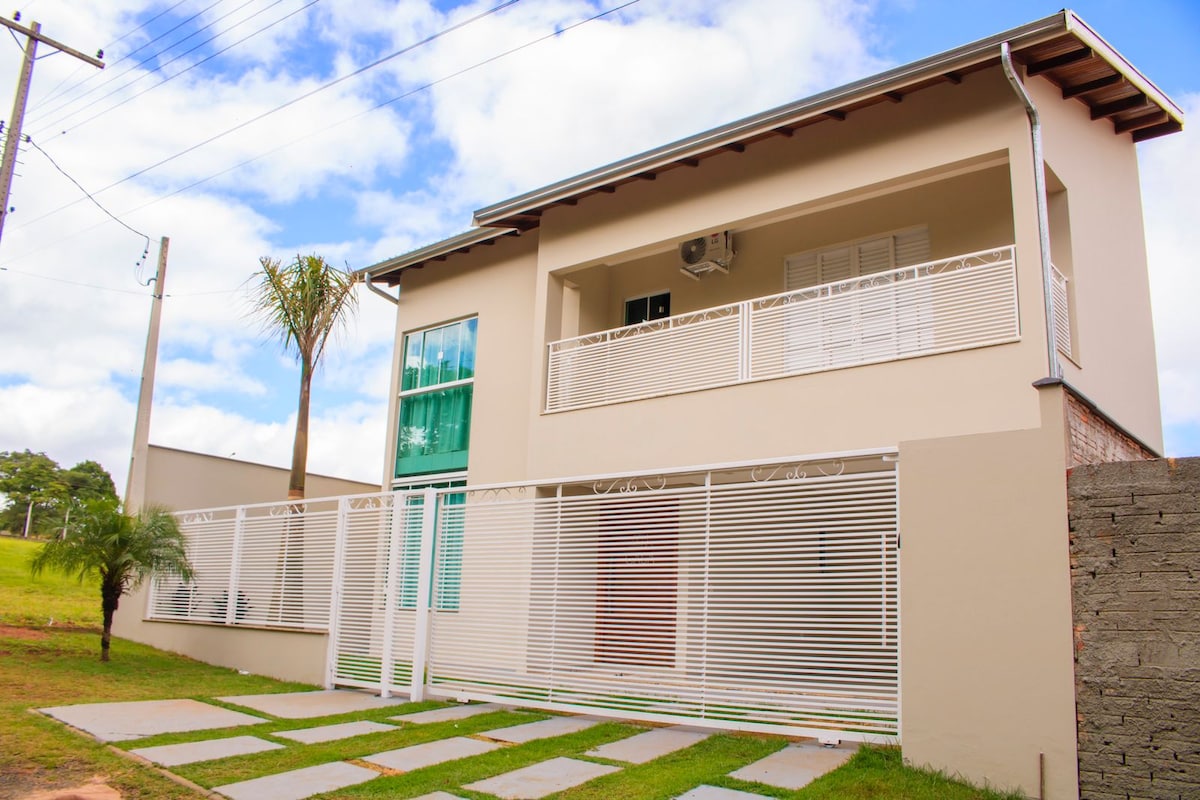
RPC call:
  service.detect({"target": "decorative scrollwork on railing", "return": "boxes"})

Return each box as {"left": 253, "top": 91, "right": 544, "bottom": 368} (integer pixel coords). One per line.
{"left": 464, "top": 485, "right": 530, "bottom": 503}
{"left": 592, "top": 475, "right": 669, "bottom": 495}
{"left": 180, "top": 511, "right": 214, "bottom": 524}
{"left": 751, "top": 459, "right": 846, "bottom": 482}
{"left": 348, "top": 495, "right": 387, "bottom": 511}
{"left": 926, "top": 247, "right": 1012, "bottom": 276}
{"left": 269, "top": 503, "right": 306, "bottom": 517}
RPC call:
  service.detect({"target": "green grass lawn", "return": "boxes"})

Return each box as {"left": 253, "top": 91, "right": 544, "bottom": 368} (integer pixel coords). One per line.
{"left": 0, "top": 534, "right": 1023, "bottom": 800}
{"left": 0, "top": 534, "right": 102, "bottom": 629}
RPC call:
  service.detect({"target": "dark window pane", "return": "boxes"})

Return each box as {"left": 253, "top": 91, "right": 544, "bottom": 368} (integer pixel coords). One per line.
{"left": 648, "top": 292, "right": 671, "bottom": 320}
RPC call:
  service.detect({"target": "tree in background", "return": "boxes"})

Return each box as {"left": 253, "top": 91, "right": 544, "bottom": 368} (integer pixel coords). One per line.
{"left": 250, "top": 254, "right": 357, "bottom": 500}
{"left": 0, "top": 450, "right": 66, "bottom": 536}
{"left": 31, "top": 498, "right": 193, "bottom": 661}
{"left": 0, "top": 451, "right": 119, "bottom": 537}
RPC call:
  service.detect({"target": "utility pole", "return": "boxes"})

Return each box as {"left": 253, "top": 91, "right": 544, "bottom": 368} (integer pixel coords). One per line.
{"left": 0, "top": 15, "right": 104, "bottom": 246}
{"left": 125, "top": 236, "right": 168, "bottom": 512}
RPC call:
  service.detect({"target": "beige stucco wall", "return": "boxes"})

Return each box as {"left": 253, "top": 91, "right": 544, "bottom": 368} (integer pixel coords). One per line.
{"left": 110, "top": 445, "right": 377, "bottom": 684}
{"left": 384, "top": 232, "right": 540, "bottom": 487}
{"left": 113, "top": 583, "right": 327, "bottom": 686}
{"left": 1029, "top": 74, "right": 1164, "bottom": 451}
{"left": 898, "top": 384, "right": 1078, "bottom": 798}
{"left": 143, "top": 444, "right": 377, "bottom": 511}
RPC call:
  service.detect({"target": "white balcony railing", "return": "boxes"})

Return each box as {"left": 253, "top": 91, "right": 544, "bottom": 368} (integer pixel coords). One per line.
{"left": 546, "top": 246, "right": 1021, "bottom": 412}
{"left": 1050, "top": 264, "right": 1072, "bottom": 360}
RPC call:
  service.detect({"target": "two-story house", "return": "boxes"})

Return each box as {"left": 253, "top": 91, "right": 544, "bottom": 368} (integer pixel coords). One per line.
{"left": 354, "top": 11, "right": 1179, "bottom": 798}
{"left": 123, "top": 11, "right": 1182, "bottom": 800}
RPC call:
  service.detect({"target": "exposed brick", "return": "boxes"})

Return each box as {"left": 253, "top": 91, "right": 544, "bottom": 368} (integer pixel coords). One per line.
{"left": 1070, "top": 457, "right": 1200, "bottom": 799}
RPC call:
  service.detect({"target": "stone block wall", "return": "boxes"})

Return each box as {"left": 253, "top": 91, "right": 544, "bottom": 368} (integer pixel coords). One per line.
{"left": 1069, "top": 458, "right": 1200, "bottom": 800}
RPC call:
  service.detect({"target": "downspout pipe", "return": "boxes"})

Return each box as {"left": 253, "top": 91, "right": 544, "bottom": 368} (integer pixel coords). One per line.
{"left": 363, "top": 269, "right": 399, "bottom": 305}
{"left": 1001, "top": 41, "right": 1061, "bottom": 380}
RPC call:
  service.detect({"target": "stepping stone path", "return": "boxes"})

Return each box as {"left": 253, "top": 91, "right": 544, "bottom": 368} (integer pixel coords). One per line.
{"left": 391, "top": 702, "right": 502, "bottom": 724}
{"left": 365, "top": 735, "right": 500, "bottom": 771}
{"left": 39, "top": 690, "right": 861, "bottom": 800}
{"left": 730, "top": 741, "right": 858, "bottom": 790}
{"left": 131, "top": 735, "right": 284, "bottom": 766}
{"left": 40, "top": 698, "right": 266, "bottom": 742}
{"left": 274, "top": 719, "right": 396, "bottom": 744}
{"left": 480, "top": 715, "right": 599, "bottom": 743}
{"left": 587, "top": 725, "right": 711, "bottom": 763}
{"left": 676, "top": 787, "right": 773, "bottom": 800}
{"left": 218, "top": 689, "right": 408, "bottom": 718}
{"left": 214, "top": 761, "right": 378, "bottom": 800}
{"left": 464, "top": 756, "right": 620, "bottom": 799}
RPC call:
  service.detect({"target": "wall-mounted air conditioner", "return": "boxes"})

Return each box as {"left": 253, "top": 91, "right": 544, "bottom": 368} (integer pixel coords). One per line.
{"left": 679, "top": 231, "right": 733, "bottom": 280}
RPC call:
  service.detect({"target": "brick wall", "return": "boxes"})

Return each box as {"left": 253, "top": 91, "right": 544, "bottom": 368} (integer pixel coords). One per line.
{"left": 1066, "top": 389, "right": 1156, "bottom": 468}
{"left": 1069, "top": 458, "right": 1200, "bottom": 800}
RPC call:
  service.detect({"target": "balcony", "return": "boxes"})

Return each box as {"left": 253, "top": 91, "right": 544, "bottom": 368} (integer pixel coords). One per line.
{"left": 546, "top": 246, "right": 1023, "bottom": 413}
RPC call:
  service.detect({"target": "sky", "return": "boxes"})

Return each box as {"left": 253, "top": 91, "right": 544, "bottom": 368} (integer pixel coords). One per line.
{"left": 0, "top": 0, "right": 1196, "bottom": 495}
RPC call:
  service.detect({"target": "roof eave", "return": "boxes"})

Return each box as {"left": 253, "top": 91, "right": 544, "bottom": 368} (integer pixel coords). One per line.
{"left": 356, "top": 227, "right": 518, "bottom": 280}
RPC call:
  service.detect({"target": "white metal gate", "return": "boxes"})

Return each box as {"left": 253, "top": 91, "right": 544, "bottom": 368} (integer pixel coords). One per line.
{"left": 156, "top": 453, "right": 899, "bottom": 741}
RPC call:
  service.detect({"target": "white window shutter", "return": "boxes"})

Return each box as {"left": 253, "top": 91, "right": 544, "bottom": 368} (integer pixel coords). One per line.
{"left": 856, "top": 237, "right": 892, "bottom": 276}
{"left": 785, "top": 251, "right": 819, "bottom": 290}
{"left": 819, "top": 247, "right": 853, "bottom": 282}
{"left": 894, "top": 227, "right": 930, "bottom": 267}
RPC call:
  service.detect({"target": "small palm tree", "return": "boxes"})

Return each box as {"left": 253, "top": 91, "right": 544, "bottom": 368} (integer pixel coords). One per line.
{"left": 251, "top": 254, "right": 358, "bottom": 500}
{"left": 31, "top": 499, "right": 193, "bottom": 662}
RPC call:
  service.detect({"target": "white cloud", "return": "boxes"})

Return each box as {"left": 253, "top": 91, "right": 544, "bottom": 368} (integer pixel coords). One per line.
{"left": 1140, "top": 92, "right": 1200, "bottom": 453}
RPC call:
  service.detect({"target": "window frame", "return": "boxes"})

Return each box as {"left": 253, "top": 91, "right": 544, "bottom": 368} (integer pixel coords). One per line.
{"left": 394, "top": 317, "right": 478, "bottom": 479}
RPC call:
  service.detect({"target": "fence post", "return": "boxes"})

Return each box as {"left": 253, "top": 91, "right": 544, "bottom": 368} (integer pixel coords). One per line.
{"left": 379, "top": 491, "right": 405, "bottom": 698}
{"left": 323, "top": 497, "right": 350, "bottom": 689}
{"left": 410, "top": 487, "right": 438, "bottom": 701}
{"left": 225, "top": 507, "right": 245, "bottom": 625}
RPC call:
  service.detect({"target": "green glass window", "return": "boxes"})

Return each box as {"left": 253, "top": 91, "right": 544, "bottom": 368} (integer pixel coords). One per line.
{"left": 396, "top": 483, "right": 464, "bottom": 612}
{"left": 396, "top": 318, "right": 477, "bottom": 478}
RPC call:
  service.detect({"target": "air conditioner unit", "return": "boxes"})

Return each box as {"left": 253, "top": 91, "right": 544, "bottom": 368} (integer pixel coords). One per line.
{"left": 678, "top": 231, "right": 733, "bottom": 280}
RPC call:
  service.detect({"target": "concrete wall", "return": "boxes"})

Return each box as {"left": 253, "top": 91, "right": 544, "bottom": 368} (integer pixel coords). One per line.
{"left": 144, "top": 445, "right": 377, "bottom": 511}
{"left": 1033, "top": 74, "right": 1164, "bottom": 452}
{"left": 898, "top": 385, "right": 1079, "bottom": 799}
{"left": 1069, "top": 458, "right": 1200, "bottom": 800}
{"left": 110, "top": 445, "right": 377, "bottom": 686}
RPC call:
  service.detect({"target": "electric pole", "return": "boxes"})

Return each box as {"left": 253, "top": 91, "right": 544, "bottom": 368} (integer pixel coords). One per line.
{"left": 0, "top": 15, "right": 104, "bottom": 246}
{"left": 125, "top": 236, "right": 168, "bottom": 513}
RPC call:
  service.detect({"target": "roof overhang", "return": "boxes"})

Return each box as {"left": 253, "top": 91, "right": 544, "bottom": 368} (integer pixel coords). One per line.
{"left": 357, "top": 227, "right": 519, "bottom": 284}
{"left": 472, "top": 10, "right": 1183, "bottom": 232}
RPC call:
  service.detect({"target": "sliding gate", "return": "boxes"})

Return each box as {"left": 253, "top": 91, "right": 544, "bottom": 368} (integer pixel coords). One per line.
{"left": 327, "top": 453, "right": 899, "bottom": 741}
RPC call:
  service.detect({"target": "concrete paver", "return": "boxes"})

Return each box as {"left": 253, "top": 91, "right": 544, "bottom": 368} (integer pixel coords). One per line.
{"left": 729, "top": 742, "right": 858, "bottom": 790}
{"left": 464, "top": 756, "right": 620, "bottom": 799}
{"left": 130, "top": 735, "right": 284, "bottom": 766}
{"left": 586, "top": 726, "right": 711, "bottom": 763}
{"left": 39, "top": 699, "right": 266, "bottom": 742}
{"left": 213, "top": 761, "right": 378, "bottom": 800}
{"left": 391, "top": 702, "right": 502, "bottom": 724}
{"left": 273, "top": 720, "right": 397, "bottom": 744}
{"left": 410, "top": 793, "right": 468, "bottom": 800}
{"left": 675, "top": 786, "right": 774, "bottom": 800}
{"left": 479, "top": 715, "right": 598, "bottom": 744}
{"left": 364, "top": 736, "right": 500, "bottom": 772}
{"left": 217, "top": 689, "right": 408, "bottom": 719}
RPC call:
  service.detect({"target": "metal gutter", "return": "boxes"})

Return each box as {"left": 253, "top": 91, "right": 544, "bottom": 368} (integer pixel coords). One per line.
{"left": 474, "top": 12, "right": 1076, "bottom": 226}
{"left": 1001, "top": 41, "right": 1061, "bottom": 381}
{"left": 356, "top": 227, "right": 517, "bottom": 278}
{"left": 362, "top": 270, "right": 398, "bottom": 305}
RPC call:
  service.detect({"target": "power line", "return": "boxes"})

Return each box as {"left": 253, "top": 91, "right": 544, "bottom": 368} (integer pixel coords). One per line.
{"left": 0, "top": 265, "right": 150, "bottom": 295}
{"left": 23, "top": 134, "right": 152, "bottom": 276}
{"left": 33, "top": 0, "right": 194, "bottom": 110}
{"left": 36, "top": 0, "right": 319, "bottom": 141}
{"left": 13, "top": 0, "right": 523, "bottom": 229}
{"left": 27, "top": 0, "right": 227, "bottom": 124}
{"left": 0, "top": 0, "right": 638, "bottom": 274}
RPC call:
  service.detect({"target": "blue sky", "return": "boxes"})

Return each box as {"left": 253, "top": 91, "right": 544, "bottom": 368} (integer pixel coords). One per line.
{"left": 0, "top": 0, "right": 1196, "bottom": 490}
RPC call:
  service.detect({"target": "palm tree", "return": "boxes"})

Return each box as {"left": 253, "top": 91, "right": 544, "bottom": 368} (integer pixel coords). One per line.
{"left": 31, "top": 499, "right": 193, "bottom": 662}
{"left": 251, "top": 254, "right": 358, "bottom": 500}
